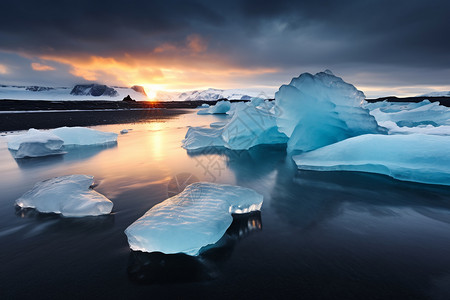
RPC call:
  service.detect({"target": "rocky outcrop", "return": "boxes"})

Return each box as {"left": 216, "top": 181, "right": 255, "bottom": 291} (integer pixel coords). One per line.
{"left": 131, "top": 85, "right": 147, "bottom": 96}
{"left": 70, "top": 84, "right": 118, "bottom": 97}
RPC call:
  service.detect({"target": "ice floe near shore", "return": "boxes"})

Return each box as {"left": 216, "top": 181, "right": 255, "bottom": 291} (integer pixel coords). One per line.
{"left": 7, "top": 129, "right": 65, "bottom": 158}
{"left": 197, "top": 100, "right": 231, "bottom": 115}
{"left": 293, "top": 134, "right": 450, "bottom": 186}
{"left": 125, "top": 182, "right": 263, "bottom": 255}
{"left": 7, "top": 127, "right": 118, "bottom": 158}
{"left": 16, "top": 175, "right": 113, "bottom": 217}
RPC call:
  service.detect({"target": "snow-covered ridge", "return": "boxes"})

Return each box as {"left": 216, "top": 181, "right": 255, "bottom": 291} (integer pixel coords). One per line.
{"left": 156, "top": 88, "right": 275, "bottom": 101}
{"left": 419, "top": 91, "right": 450, "bottom": 97}
{"left": 0, "top": 84, "right": 148, "bottom": 101}
{"left": 0, "top": 84, "right": 275, "bottom": 101}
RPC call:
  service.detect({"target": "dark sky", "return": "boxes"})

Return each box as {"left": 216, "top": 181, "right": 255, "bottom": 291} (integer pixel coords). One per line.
{"left": 0, "top": 0, "right": 449, "bottom": 97}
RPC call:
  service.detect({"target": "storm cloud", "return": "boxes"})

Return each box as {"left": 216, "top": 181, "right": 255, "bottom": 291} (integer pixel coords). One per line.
{"left": 0, "top": 0, "right": 449, "bottom": 96}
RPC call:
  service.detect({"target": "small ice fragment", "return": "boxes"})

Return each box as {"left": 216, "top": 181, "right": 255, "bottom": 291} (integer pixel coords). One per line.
{"left": 16, "top": 175, "right": 114, "bottom": 217}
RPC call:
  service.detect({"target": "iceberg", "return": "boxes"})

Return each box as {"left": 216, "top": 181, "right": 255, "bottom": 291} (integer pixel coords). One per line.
{"left": 7, "top": 127, "right": 118, "bottom": 158}
{"left": 7, "top": 129, "right": 65, "bottom": 158}
{"left": 197, "top": 100, "right": 231, "bottom": 115}
{"left": 221, "top": 103, "right": 287, "bottom": 150}
{"left": 125, "top": 182, "right": 263, "bottom": 255}
{"left": 293, "top": 134, "right": 450, "bottom": 186}
{"left": 182, "top": 126, "right": 226, "bottom": 150}
{"left": 51, "top": 127, "right": 118, "bottom": 146}
{"left": 210, "top": 121, "right": 227, "bottom": 128}
{"left": 367, "top": 100, "right": 450, "bottom": 128}
{"left": 183, "top": 103, "right": 287, "bottom": 150}
{"left": 274, "top": 71, "right": 385, "bottom": 152}
{"left": 16, "top": 175, "right": 113, "bottom": 217}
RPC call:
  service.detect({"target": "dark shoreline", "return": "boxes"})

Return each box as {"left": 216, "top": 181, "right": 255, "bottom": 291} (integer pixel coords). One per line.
{"left": 0, "top": 109, "right": 191, "bottom": 132}
{"left": 366, "top": 96, "right": 450, "bottom": 107}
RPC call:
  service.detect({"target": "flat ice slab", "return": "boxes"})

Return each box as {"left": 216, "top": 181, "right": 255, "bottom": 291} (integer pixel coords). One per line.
{"left": 293, "top": 134, "right": 450, "bottom": 186}
{"left": 7, "top": 129, "right": 65, "bottom": 158}
{"left": 125, "top": 182, "right": 263, "bottom": 255}
{"left": 16, "top": 175, "right": 113, "bottom": 217}
{"left": 7, "top": 127, "right": 118, "bottom": 158}
{"left": 51, "top": 127, "right": 118, "bottom": 146}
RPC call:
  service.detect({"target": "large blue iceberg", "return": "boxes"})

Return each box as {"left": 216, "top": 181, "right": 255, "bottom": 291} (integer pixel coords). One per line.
{"left": 293, "top": 134, "right": 450, "bottom": 186}
{"left": 275, "top": 70, "right": 385, "bottom": 152}
{"left": 125, "top": 182, "right": 263, "bottom": 255}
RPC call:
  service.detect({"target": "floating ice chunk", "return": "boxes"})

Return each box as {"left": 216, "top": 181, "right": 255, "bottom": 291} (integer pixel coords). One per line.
{"left": 182, "top": 126, "right": 225, "bottom": 150}
{"left": 16, "top": 175, "right": 113, "bottom": 217}
{"left": 51, "top": 127, "right": 117, "bottom": 146}
{"left": 124, "top": 182, "right": 263, "bottom": 255}
{"left": 367, "top": 100, "right": 450, "bottom": 127}
{"left": 120, "top": 129, "right": 129, "bottom": 134}
{"left": 275, "top": 71, "right": 385, "bottom": 152}
{"left": 7, "top": 129, "right": 65, "bottom": 158}
{"left": 197, "top": 100, "right": 231, "bottom": 115}
{"left": 210, "top": 121, "right": 227, "bottom": 128}
{"left": 378, "top": 121, "right": 450, "bottom": 135}
{"left": 293, "top": 134, "right": 450, "bottom": 186}
{"left": 222, "top": 103, "right": 287, "bottom": 150}
{"left": 197, "top": 103, "right": 210, "bottom": 108}
{"left": 184, "top": 103, "right": 287, "bottom": 150}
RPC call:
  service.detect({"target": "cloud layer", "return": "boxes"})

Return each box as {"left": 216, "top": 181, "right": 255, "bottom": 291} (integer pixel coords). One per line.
{"left": 0, "top": 0, "right": 449, "bottom": 96}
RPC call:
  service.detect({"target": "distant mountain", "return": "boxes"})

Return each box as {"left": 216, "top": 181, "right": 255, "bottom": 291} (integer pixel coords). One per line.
{"left": 70, "top": 84, "right": 119, "bottom": 97}
{"left": 420, "top": 91, "right": 450, "bottom": 97}
{"left": 0, "top": 84, "right": 148, "bottom": 101}
{"left": 0, "top": 84, "right": 274, "bottom": 101}
{"left": 156, "top": 88, "right": 274, "bottom": 101}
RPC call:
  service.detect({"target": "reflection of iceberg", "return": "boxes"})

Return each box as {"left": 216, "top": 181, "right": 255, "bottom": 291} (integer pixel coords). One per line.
{"left": 16, "top": 175, "right": 114, "bottom": 217}
{"left": 127, "top": 212, "right": 262, "bottom": 284}
{"left": 293, "top": 134, "right": 450, "bottom": 186}
{"left": 125, "top": 182, "right": 263, "bottom": 255}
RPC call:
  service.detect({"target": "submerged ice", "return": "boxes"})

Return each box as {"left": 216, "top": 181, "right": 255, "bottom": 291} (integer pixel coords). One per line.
{"left": 125, "top": 182, "right": 263, "bottom": 255}
{"left": 16, "top": 175, "right": 113, "bottom": 217}
{"left": 293, "top": 134, "right": 450, "bottom": 186}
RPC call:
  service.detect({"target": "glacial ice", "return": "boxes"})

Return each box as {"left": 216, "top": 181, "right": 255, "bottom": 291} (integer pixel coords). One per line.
{"left": 197, "top": 100, "right": 231, "bottom": 115}
{"left": 221, "top": 103, "right": 287, "bottom": 150}
{"left": 274, "top": 71, "right": 385, "bottom": 152}
{"left": 210, "top": 121, "right": 227, "bottom": 128}
{"left": 51, "top": 127, "right": 118, "bottom": 146}
{"left": 183, "top": 103, "right": 287, "bottom": 150}
{"left": 124, "top": 182, "right": 263, "bottom": 255}
{"left": 16, "top": 175, "right": 113, "bottom": 217}
{"left": 366, "top": 100, "right": 450, "bottom": 129}
{"left": 7, "top": 127, "right": 118, "bottom": 158}
{"left": 7, "top": 129, "right": 65, "bottom": 158}
{"left": 293, "top": 134, "right": 450, "bottom": 186}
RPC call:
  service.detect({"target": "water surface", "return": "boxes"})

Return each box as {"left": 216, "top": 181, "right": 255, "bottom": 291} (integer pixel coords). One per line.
{"left": 1, "top": 110, "right": 450, "bottom": 299}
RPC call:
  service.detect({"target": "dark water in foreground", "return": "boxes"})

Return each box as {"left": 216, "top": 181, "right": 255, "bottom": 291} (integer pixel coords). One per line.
{"left": 1, "top": 110, "right": 450, "bottom": 299}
